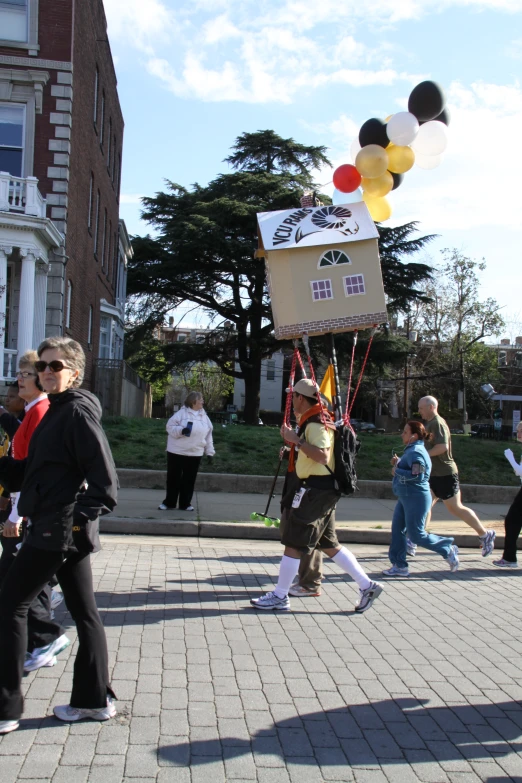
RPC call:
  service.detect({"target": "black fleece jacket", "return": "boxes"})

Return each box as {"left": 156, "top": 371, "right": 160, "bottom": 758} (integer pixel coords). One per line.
{"left": 0, "top": 389, "right": 118, "bottom": 552}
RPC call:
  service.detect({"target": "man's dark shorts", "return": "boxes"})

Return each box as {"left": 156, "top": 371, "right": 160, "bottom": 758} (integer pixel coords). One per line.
{"left": 281, "top": 485, "right": 341, "bottom": 554}
{"left": 429, "top": 473, "right": 460, "bottom": 501}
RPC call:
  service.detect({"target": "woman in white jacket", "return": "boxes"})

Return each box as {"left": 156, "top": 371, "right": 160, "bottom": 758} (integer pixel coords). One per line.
{"left": 158, "top": 392, "right": 215, "bottom": 512}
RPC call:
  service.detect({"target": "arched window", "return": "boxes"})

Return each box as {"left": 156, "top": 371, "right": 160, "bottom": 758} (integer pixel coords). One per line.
{"left": 318, "top": 249, "right": 351, "bottom": 268}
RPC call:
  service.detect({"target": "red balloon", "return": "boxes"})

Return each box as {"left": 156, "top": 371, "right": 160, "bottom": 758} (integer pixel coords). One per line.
{"left": 333, "top": 164, "right": 361, "bottom": 194}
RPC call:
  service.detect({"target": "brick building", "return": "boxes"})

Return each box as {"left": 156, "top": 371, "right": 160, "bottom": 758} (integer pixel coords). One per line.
{"left": 0, "top": 0, "right": 131, "bottom": 387}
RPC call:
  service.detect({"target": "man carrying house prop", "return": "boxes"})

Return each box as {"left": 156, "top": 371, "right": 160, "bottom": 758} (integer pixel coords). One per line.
{"left": 250, "top": 378, "right": 383, "bottom": 613}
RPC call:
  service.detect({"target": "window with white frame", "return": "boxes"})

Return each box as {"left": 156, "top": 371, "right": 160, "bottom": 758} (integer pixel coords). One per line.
{"left": 0, "top": 104, "right": 25, "bottom": 177}
{"left": 107, "top": 118, "right": 112, "bottom": 169}
{"left": 65, "top": 279, "right": 72, "bottom": 328}
{"left": 99, "top": 91, "right": 105, "bottom": 146}
{"left": 87, "top": 173, "right": 94, "bottom": 228}
{"left": 266, "top": 360, "right": 275, "bottom": 381}
{"left": 99, "top": 315, "right": 111, "bottom": 359}
{"left": 0, "top": 0, "right": 28, "bottom": 43}
{"left": 343, "top": 274, "right": 366, "bottom": 297}
{"left": 318, "top": 249, "right": 351, "bottom": 268}
{"left": 101, "top": 208, "right": 107, "bottom": 269}
{"left": 311, "top": 279, "right": 333, "bottom": 302}
{"left": 94, "top": 190, "right": 100, "bottom": 255}
{"left": 87, "top": 306, "right": 93, "bottom": 344}
{"left": 93, "top": 67, "right": 99, "bottom": 125}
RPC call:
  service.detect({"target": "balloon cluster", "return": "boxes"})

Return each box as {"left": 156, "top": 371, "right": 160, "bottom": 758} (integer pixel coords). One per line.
{"left": 332, "top": 81, "right": 449, "bottom": 222}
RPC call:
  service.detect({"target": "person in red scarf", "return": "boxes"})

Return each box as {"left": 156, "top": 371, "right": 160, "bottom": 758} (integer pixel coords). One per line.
{"left": 251, "top": 379, "right": 383, "bottom": 613}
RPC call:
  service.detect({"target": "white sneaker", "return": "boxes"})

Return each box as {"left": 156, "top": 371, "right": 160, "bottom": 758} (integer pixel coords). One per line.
{"left": 493, "top": 558, "right": 519, "bottom": 568}
{"left": 406, "top": 539, "right": 417, "bottom": 557}
{"left": 158, "top": 503, "right": 169, "bottom": 510}
{"left": 51, "top": 589, "right": 64, "bottom": 610}
{"left": 250, "top": 591, "right": 290, "bottom": 611}
{"left": 481, "top": 529, "right": 496, "bottom": 557}
{"left": 355, "top": 581, "right": 383, "bottom": 613}
{"left": 447, "top": 544, "right": 459, "bottom": 573}
{"left": 181, "top": 505, "right": 194, "bottom": 511}
{"left": 24, "top": 634, "right": 70, "bottom": 672}
{"left": 54, "top": 696, "right": 116, "bottom": 723}
{"left": 382, "top": 565, "right": 409, "bottom": 577}
{"left": 0, "top": 720, "right": 19, "bottom": 734}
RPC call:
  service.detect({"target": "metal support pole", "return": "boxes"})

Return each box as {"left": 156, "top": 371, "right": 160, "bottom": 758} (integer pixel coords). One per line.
{"left": 328, "top": 332, "right": 343, "bottom": 422}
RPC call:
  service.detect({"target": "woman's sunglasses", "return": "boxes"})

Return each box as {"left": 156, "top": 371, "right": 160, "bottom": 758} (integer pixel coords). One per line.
{"left": 34, "top": 360, "right": 72, "bottom": 373}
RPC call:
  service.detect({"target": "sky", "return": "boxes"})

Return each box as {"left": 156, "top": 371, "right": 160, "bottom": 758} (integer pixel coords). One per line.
{"left": 103, "top": 0, "right": 522, "bottom": 336}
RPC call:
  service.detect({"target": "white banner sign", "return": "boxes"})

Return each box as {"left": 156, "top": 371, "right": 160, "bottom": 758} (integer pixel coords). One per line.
{"left": 257, "top": 201, "right": 379, "bottom": 252}
{"left": 513, "top": 409, "right": 521, "bottom": 433}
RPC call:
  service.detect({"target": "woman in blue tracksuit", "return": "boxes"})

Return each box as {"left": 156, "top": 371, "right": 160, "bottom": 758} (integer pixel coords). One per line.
{"left": 383, "top": 420, "right": 459, "bottom": 576}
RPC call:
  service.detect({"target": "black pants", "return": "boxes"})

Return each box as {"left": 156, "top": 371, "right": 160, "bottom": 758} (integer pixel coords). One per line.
{"left": 163, "top": 452, "right": 201, "bottom": 509}
{"left": 0, "top": 542, "right": 113, "bottom": 720}
{"left": 503, "top": 487, "right": 522, "bottom": 562}
{"left": 0, "top": 534, "right": 64, "bottom": 652}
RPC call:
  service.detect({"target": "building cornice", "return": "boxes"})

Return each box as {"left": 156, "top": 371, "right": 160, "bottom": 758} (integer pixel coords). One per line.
{"left": 0, "top": 212, "right": 64, "bottom": 248}
{"left": 0, "top": 55, "right": 72, "bottom": 71}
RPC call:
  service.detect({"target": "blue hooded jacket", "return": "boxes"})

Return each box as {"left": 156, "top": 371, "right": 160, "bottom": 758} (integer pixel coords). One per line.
{"left": 392, "top": 440, "right": 431, "bottom": 497}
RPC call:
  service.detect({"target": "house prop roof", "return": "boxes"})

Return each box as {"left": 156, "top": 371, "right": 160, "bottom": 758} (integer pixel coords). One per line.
{"left": 257, "top": 201, "right": 379, "bottom": 253}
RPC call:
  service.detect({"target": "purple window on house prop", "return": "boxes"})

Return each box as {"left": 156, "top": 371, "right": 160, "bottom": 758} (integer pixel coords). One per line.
{"left": 311, "top": 279, "right": 333, "bottom": 302}
{"left": 343, "top": 274, "right": 365, "bottom": 296}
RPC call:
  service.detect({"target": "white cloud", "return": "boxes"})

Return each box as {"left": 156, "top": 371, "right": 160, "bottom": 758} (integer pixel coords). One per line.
{"left": 103, "top": 0, "right": 176, "bottom": 55}
{"left": 119, "top": 194, "right": 145, "bottom": 204}
{"left": 506, "top": 37, "right": 522, "bottom": 58}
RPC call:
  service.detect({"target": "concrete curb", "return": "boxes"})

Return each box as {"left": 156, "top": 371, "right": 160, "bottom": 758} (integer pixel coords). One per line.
{"left": 101, "top": 517, "right": 514, "bottom": 550}
{"left": 116, "top": 469, "right": 520, "bottom": 505}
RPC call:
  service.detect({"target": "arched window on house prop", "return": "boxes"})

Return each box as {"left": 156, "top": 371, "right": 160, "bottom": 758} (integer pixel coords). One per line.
{"left": 318, "top": 249, "right": 351, "bottom": 269}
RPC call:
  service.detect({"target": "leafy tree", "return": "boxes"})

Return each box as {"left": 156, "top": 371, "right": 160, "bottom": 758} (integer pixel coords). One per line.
{"left": 171, "top": 363, "right": 234, "bottom": 411}
{"left": 123, "top": 333, "right": 171, "bottom": 403}
{"left": 128, "top": 131, "right": 435, "bottom": 423}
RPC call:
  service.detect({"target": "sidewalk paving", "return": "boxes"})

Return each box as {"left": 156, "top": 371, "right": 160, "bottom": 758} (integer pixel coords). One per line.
{"left": 109, "top": 488, "right": 509, "bottom": 537}
{"left": 4, "top": 534, "right": 522, "bottom": 783}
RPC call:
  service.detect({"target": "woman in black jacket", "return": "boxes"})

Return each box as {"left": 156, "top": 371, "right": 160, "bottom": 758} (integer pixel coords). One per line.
{"left": 0, "top": 337, "right": 118, "bottom": 734}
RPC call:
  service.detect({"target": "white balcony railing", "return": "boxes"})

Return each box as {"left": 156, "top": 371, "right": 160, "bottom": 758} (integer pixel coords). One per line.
{"left": 0, "top": 173, "right": 47, "bottom": 218}
{"left": 2, "top": 348, "right": 17, "bottom": 382}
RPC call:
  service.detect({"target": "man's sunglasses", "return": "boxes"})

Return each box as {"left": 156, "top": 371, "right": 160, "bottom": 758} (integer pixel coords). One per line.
{"left": 34, "top": 360, "right": 72, "bottom": 373}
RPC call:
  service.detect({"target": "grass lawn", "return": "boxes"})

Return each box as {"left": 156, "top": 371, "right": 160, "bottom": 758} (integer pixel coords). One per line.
{"left": 103, "top": 416, "right": 521, "bottom": 486}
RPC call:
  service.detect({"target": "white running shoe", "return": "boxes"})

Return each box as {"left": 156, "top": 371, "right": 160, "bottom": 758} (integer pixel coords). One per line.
{"left": 0, "top": 720, "right": 19, "bottom": 734}
{"left": 24, "top": 634, "right": 70, "bottom": 672}
{"left": 406, "top": 539, "right": 417, "bottom": 557}
{"left": 493, "top": 558, "right": 519, "bottom": 568}
{"left": 447, "top": 545, "right": 459, "bottom": 573}
{"left": 50, "top": 589, "right": 64, "bottom": 610}
{"left": 355, "top": 581, "right": 383, "bottom": 613}
{"left": 382, "top": 565, "right": 409, "bottom": 577}
{"left": 53, "top": 696, "right": 116, "bottom": 723}
{"left": 250, "top": 591, "right": 290, "bottom": 611}
{"left": 158, "top": 504, "right": 169, "bottom": 510}
{"left": 181, "top": 505, "right": 194, "bottom": 511}
{"left": 481, "top": 529, "right": 496, "bottom": 557}
{"left": 288, "top": 584, "right": 321, "bottom": 597}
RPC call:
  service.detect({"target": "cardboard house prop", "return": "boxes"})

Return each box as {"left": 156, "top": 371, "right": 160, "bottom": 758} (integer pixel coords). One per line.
{"left": 257, "top": 202, "right": 387, "bottom": 340}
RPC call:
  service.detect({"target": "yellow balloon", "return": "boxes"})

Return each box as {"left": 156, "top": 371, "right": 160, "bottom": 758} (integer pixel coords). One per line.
{"left": 361, "top": 171, "right": 393, "bottom": 198}
{"left": 385, "top": 114, "right": 393, "bottom": 122}
{"left": 363, "top": 192, "right": 392, "bottom": 222}
{"left": 387, "top": 143, "right": 415, "bottom": 174}
{"left": 355, "top": 144, "right": 389, "bottom": 178}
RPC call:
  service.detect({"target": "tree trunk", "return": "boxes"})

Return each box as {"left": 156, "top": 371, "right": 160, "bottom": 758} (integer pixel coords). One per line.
{"left": 242, "top": 358, "right": 262, "bottom": 425}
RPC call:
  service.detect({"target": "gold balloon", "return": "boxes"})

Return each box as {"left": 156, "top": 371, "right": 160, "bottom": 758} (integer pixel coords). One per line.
{"left": 361, "top": 171, "right": 393, "bottom": 198}
{"left": 387, "top": 143, "right": 415, "bottom": 174}
{"left": 363, "top": 192, "right": 392, "bottom": 222}
{"left": 355, "top": 144, "right": 389, "bottom": 178}
{"left": 385, "top": 114, "right": 393, "bottom": 122}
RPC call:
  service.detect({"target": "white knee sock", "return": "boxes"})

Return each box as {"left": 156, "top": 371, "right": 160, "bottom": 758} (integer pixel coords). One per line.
{"left": 273, "top": 555, "right": 300, "bottom": 598}
{"left": 332, "top": 547, "right": 371, "bottom": 590}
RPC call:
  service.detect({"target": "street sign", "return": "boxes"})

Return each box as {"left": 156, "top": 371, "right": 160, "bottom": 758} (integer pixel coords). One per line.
{"left": 513, "top": 410, "right": 521, "bottom": 433}
{"left": 494, "top": 419, "right": 502, "bottom": 431}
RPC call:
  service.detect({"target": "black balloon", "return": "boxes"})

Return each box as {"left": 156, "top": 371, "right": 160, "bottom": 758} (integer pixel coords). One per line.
{"left": 421, "top": 107, "right": 450, "bottom": 127}
{"left": 408, "top": 80, "right": 445, "bottom": 122}
{"left": 390, "top": 172, "right": 403, "bottom": 191}
{"left": 359, "top": 118, "right": 389, "bottom": 149}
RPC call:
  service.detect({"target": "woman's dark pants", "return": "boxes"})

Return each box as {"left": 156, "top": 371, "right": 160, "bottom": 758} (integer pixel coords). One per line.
{"left": 0, "top": 543, "right": 112, "bottom": 720}
{"left": 503, "top": 487, "right": 522, "bottom": 562}
{"left": 163, "top": 452, "right": 202, "bottom": 509}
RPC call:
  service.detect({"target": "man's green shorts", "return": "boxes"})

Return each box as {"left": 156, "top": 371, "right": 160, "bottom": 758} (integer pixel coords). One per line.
{"left": 280, "top": 485, "right": 341, "bottom": 554}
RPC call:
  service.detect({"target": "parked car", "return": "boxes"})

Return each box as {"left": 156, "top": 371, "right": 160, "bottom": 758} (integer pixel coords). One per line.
{"left": 352, "top": 421, "right": 386, "bottom": 434}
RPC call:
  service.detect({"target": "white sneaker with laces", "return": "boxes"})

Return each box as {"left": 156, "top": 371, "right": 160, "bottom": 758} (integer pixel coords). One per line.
{"left": 158, "top": 503, "right": 169, "bottom": 510}
{"left": 0, "top": 719, "right": 19, "bottom": 734}
{"left": 181, "top": 505, "right": 194, "bottom": 511}
{"left": 355, "top": 581, "right": 383, "bottom": 613}
{"left": 493, "top": 558, "right": 519, "bottom": 568}
{"left": 481, "top": 529, "right": 496, "bottom": 557}
{"left": 53, "top": 696, "right": 117, "bottom": 723}
{"left": 382, "top": 565, "right": 409, "bottom": 577}
{"left": 447, "top": 544, "right": 459, "bottom": 573}
{"left": 24, "top": 634, "right": 70, "bottom": 672}
{"left": 406, "top": 539, "right": 417, "bottom": 557}
{"left": 250, "top": 591, "right": 290, "bottom": 611}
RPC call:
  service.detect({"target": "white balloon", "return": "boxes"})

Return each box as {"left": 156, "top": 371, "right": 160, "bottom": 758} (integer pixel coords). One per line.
{"left": 411, "top": 120, "right": 448, "bottom": 156}
{"left": 333, "top": 187, "right": 363, "bottom": 205}
{"left": 386, "top": 111, "right": 419, "bottom": 146}
{"left": 414, "top": 152, "right": 443, "bottom": 170}
{"left": 350, "top": 137, "right": 361, "bottom": 163}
